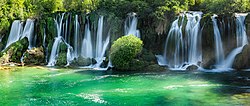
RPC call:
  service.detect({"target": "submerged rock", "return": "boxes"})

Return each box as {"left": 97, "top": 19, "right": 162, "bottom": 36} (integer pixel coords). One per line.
{"left": 23, "top": 47, "right": 45, "bottom": 65}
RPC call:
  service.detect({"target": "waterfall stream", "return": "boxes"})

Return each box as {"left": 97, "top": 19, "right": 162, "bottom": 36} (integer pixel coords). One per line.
{"left": 124, "top": 13, "right": 140, "bottom": 38}
{"left": 156, "top": 11, "right": 203, "bottom": 70}
{"left": 213, "top": 13, "right": 248, "bottom": 70}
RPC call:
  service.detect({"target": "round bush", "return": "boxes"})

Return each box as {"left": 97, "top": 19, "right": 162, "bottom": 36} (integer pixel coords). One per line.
{"left": 110, "top": 35, "right": 143, "bottom": 70}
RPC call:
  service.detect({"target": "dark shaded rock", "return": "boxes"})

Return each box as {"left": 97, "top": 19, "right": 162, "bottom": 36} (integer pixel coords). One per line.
{"left": 144, "top": 64, "right": 167, "bottom": 71}
{"left": 202, "top": 57, "right": 216, "bottom": 69}
{"left": 140, "top": 49, "right": 157, "bottom": 63}
{"left": 23, "top": 46, "right": 45, "bottom": 65}
{"left": 233, "top": 45, "right": 250, "bottom": 69}
{"left": 0, "top": 37, "right": 28, "bottom": 64}
{"left": 71, "top": 56, "right": 97, "bottom": 66}
{"left": 186, "top": 65, "right": 199, "bottom": 71}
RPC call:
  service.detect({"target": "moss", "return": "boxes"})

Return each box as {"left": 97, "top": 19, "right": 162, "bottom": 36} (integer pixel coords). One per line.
{"left": 0, "top": 37, "right": 29, "bottom": 64}
{"left": 110, "top": 35, "right": 143, "bottom": 70}
{"left": 56, "top": 52, "right": 67, "bottom": 66}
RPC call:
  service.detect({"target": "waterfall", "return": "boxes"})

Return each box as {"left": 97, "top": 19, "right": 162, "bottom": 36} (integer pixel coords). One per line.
{"left": 156, "top": 12, "right": 203, "bottom": 70}
{"left": 74, "top": 15, "right": 80, "bottom": 58}
{"left": 185, "top": 12, "right": 203, "bottom": 65}
{"left": 212, "top": 14, "right": 225, "bottom": 65}
{"left": 5, "top": 20, "right": 23, "bottom": 49}
{"left": 21, "top": 19, "right": 35, "bottom": 49}
{"left": 124, "top": 12, "right": 140, "bottom": 38}
{"left": 66, "top": 43, "right": 74, "bottom": 66}
{"left": 47, "top": 37, "right": 62, "bottom": 66}
{"left": 81, "top": 16, "right": 110, "bottom": 69}
{"left": 81, "top": 17, "right": 93, "bottom": 58}
{"left": 94, "top": 16, "right": 110, "bottom": 68}
{"left": 5, "top": 19, "right": 35, "bottom": 50}
{"left": 214, "top": 13, "right": 248, "bottom": 69}
{"left": 47, "top": 13, "right": 65, "bottom": 66}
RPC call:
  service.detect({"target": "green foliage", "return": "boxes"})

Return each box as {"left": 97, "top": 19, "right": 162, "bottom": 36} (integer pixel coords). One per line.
{"left": 0, "top": 37, "right": 29, "bottom": 63}
{"left": 63, "top": 0, "right": 99, "bottom": 13}
{"left": 110, "top": 35, "right": 143, "bottom": 70}
{"left": 56, "top": 52, "right": 67, "bottom": 66}
{"left": 200, "top": 0, "right": 250, "bottom": 14}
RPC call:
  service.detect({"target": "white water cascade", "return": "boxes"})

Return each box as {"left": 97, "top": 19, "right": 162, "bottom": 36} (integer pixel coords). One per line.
{"left": 21, "top": 19, "right": 35, "bottom": 49}
{"left": 156, "top": 12, "right": 203, "bottom": 70}
{"left": 5, "top": 20, "right": 23, "bottom": 49}
{"left": 5, "top": 19, "right": 35, "bottom": 50}
{"left": 124, "top": 13, "right": 140, "bottom": 38}
{"left": 47, "top": 13, "right": 65, "bottom": 66}
{"left": 74, "top": 15, "right": 80, "bottom": 58}
{"left": 81, "top": 16, "right": 110, "bottom": 68}
{"left": 213, "top": 13, "right": 248, "bottom": 70}
{"left": 212, "top": 14, "right": 225, "bottom": 65}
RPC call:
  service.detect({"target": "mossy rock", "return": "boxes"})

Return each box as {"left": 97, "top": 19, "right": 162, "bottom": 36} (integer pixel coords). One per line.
{"left": 56, "top": 52, "right": 67, "bottom": 66}
{"left": 0, "top": 37, "right": 29, "bottom": 64}
{"left": 23, "top": 46, "right": 45, "bottom": 65}
{"left": 110, "top": 35, "right": 143, "bottom": 70}
{"left": 55, "top": 42, "right": 70, "bottom": 66}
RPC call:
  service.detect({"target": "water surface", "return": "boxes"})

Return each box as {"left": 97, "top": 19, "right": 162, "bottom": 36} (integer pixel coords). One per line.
{"left": 0, "top": 67, "right": 250, "bottom": 105}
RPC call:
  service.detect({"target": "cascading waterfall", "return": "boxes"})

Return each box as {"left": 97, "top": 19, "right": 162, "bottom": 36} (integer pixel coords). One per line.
{"left": 21, "top": 19, "right": 35, "bottom": 49}
{"left": 47, "top": 37, "right": 62, "bottom": 66}
{"left": 213, "top": 13, "right": 248, "bottom": 69}
{"left": 46, "top": 13, "right": 110, "bottom": 68}
{"left": 156, "top": 12, "right": 203, "bottom": 70}
{"left": 81, "top": 16, "right": 110, "bottom": 68}
{"left": 5, "top": 19, "right": 35, "bottom": 50}
{"left": 5, "top": 20, "right": 23, "bottom": 49}
{"left": 124, "top": 13, "right": 140, "bottom": 38}
{"left": 81, "top": 17, "right": 93, "bottom": 58}
{"left": 74, "top": 15, "right": 80, "bottom": 58}
{"left": 47, "top": 13, "right": 65, "bottom": 66}
{"left": 212, "top": 14, "right": 225, "bottom": 65}
{"left": 185, "top": 12, "right": 203, "bottom": 65}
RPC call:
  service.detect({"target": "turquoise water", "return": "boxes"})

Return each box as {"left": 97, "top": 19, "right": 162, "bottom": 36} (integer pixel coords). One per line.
{"left": 0, "top": 67, "right": 250, "bottom": 105}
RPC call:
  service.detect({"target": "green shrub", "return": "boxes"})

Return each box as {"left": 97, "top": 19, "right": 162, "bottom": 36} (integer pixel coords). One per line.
{"left": 110, "top": 35, "right": 143, "bottom": 70}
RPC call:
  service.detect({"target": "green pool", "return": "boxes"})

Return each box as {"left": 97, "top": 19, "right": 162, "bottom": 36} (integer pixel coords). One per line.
{"left": 0, "top": 67, "right": 250, "bottom": 105}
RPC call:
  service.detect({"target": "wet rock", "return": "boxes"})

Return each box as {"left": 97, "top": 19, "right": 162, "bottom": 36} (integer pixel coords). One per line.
{"left": 23, "top": 46, "right": 45, "bottom": 65}
{"left": 71, "top": 56, "right": 97, "bottom": 66}
{"left": 233, "top": 45, "right": 250, "bottom": 69}
{"left": 186, "top": 65, "right": 199, "bottom": 71}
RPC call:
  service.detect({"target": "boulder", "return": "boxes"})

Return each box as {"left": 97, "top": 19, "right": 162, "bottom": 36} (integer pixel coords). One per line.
{"left": 71, "top": 56, "right": 97, "bottom": 66}
{"left": 23, "top": 46, "right": 45, "bottom": 65}
{"left": 233, "top": 45, "right": 250, "bottom": 69}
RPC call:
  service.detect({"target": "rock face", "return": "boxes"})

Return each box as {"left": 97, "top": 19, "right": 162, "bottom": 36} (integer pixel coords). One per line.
{"left": 0, "top": 37, "right": 28, "bottom": 64}
{"left": 71, "top": 56, "right": 96, "bottom": 66}
{"left": 23, "top": 47, "right": 45, "bottom": 65}
{"left": 233, "top": 45, "right": 250, "bottom": 69}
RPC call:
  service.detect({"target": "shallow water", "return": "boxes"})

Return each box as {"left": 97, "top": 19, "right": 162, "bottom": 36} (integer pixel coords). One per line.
{"left": 0, "top": 67, "right": 250, "bottom": 105}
